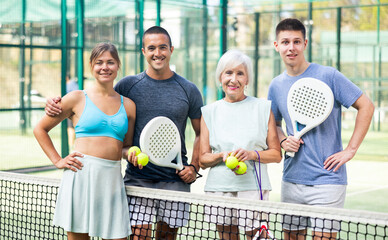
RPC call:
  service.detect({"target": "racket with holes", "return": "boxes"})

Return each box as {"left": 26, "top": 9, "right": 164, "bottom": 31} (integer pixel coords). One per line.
{"left": 286, "top": 77, "right": 334, "bottom": 157}
{"left": 139, "top": 116, "right": 183, "bottom": 170}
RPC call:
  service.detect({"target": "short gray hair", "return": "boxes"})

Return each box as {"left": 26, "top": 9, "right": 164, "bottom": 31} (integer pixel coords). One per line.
{"left": 215, "top": 50, "right": 253, "bottom": 86}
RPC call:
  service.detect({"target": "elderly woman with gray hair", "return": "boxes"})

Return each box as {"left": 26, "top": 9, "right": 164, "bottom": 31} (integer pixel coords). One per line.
{"left": 199, "top": 50, "right": 282, "bottom": 240}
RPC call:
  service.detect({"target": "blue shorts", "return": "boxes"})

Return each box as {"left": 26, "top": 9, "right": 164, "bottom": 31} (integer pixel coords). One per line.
{"left": 281, "top": 181, "right": 346, "bottom": 232}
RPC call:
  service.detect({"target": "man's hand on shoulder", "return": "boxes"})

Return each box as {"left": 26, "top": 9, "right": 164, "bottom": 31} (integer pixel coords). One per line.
{"left": 45, "top": 96, "right": 62, "bottom": 116}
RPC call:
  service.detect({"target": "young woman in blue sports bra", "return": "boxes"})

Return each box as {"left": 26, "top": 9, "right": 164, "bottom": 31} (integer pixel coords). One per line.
{"left": 34, "top": 42, "right": 136, "bottom": 240}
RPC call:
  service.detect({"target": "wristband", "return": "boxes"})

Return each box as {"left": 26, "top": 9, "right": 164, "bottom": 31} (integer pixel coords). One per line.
{"left": 280, "top": 137, "right": 287, "bottom": 148}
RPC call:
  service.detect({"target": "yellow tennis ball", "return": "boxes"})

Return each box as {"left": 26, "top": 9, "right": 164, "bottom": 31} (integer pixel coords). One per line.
{"left": 225, "top": 156, "right": 239, "bottom": 169}
{"left": 137, "top": 153, "right": 149, "bottom": 167}
{"left": 235, "top": 162, "right": 247, "bottom": 175}
{"left": 128, "top": 146, "right": 141, "bottom": 156}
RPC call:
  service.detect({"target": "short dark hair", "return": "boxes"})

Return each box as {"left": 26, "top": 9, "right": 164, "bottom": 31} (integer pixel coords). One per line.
{"left": 142, "top": 26, "right": 172, "bottom": 48}
{"left": 89, "top": 42, "right": 121, "bottom": 69}
{"left": 275, "top": 18, "right": 306, "bottom": 40}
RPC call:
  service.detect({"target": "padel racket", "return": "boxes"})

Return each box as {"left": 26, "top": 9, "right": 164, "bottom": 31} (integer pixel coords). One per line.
{"left": 286, "top": 77, "right": 334, "bottom": 157}
{"left": 139, "top": 116, "right": 183, "bottom": 170}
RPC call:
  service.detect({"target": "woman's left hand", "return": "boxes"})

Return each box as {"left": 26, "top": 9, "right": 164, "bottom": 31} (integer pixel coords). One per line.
{"left": 228, "top": 149, "right": 253, "bottom": 175}
{"left": 230, "top": 148, "right": 252, "bottom": 162}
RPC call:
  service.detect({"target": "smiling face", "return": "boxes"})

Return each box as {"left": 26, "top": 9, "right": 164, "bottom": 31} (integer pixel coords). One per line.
{"left": 142, "top": 33, "right": 174, "bottom": 79}
{"left": 220, "top": 64, "right": 248, "bottom": 103}
{"left": 90, "top": 51, "right": 119, "bottom": 84}
{"left": 274, "top": 30, "right": 308, "bottom": 69}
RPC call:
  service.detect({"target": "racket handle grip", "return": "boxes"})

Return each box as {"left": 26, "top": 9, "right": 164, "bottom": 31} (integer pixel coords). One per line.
{"left": 286, "top": 151, "right": 295, "bottom": 157}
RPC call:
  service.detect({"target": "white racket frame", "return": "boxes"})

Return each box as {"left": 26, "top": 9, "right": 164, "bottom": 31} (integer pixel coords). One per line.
{"left": 139, "top": 116, "right": 183, "bottom": 170}
{"left": 286, "top": 77, "right": 334, "bottom": 157}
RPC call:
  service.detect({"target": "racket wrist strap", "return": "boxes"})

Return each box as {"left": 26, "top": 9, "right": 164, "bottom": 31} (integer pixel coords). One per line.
{"left": 188, "top": 164, "right": 202, "bottom": 178}
{"left": 254, "top": 150, "right": 261, "bottom": 162}
{"left": 254, "top": 150, "right": 263, "bottom": 200}
{"left": 280, "top": 137, "right": 287, "bottom": 148}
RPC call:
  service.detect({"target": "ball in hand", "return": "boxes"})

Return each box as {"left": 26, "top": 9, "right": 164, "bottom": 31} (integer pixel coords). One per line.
{"left": 128, "top": 146, "right": 141, "bottom": 156}
{"left": 235, "top": 162, "right": 247, "bottom": 175}
{"left": 137, "top": 153, "right": 149, "bottom": 167}
{"left": 225, "top": 155, "right": 239, "bottom": 169}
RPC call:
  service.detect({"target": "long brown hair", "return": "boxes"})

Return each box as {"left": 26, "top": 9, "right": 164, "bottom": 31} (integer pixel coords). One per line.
{"left": 89, "top": 42, "right": 121, "bottom": 69}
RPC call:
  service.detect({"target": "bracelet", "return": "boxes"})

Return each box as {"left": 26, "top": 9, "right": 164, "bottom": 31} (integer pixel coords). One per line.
{"left": 280, "top": 137, "right": 287, "bottom": 148}
{"left": 254, "top": 150, "right": 261, "bottom": 163}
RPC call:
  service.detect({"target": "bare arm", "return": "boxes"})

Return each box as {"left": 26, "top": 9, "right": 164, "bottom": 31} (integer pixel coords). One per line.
{"left": 254, "top": 111, "right": 282, "bottom": 163}
{"left": 34, "top": 92, "right": 84, "bottom": 171}
{"left": 189, "top": 117, "right": 201, "bottom": 170}
{"left": 199, "top": 116, "right": 224, "bottom": 169}
{"left": 324, "top": 94, "right": 374, "bottom": 171}
{"left": 122, "top": 98, "right": 136, "bottom": 159}
{"left": 275, "top": 121, "right": 287, "bottom": 141}
{"left": 177, "top": 117, "right": 201, "bottom": 184}
{"left": 276, "top": 120, "right": 304, "bottom": 153}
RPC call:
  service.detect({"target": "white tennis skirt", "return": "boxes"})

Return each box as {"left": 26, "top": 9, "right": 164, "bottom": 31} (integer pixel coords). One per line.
{"left": 53, "top": 154, "right": 131, "bottom": 239}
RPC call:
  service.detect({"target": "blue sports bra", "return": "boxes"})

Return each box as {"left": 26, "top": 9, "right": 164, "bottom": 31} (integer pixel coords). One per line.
{"left": 75, "top": 90, "right": 128, "bottom": 142}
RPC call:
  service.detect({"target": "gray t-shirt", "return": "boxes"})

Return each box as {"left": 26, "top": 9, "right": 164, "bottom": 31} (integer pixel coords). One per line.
{"left": 114, "top": 71, "right": 203, "bottom": 182}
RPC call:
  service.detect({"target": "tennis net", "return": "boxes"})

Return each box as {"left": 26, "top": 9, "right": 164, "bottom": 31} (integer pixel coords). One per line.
{"left": 1, "top": 171, "right": 388, "bottom": 239}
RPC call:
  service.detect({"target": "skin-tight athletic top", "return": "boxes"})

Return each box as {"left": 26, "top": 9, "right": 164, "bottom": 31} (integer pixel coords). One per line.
{"left": 75, "top": 90, "right": 128, "bottom": 142}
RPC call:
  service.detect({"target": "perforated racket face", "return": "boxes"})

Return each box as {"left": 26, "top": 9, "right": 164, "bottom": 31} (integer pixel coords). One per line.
{"left": 287, "top": 77, "right": 334, "bottom": 139}
{"left": 148, "top": 123, "right": 179, "bottom": 159}
{"left": 139, "top": 116, "right": 183, "bottom": 170}
{"left": 288, "top": 78, "right": 334, "bottom": 125}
